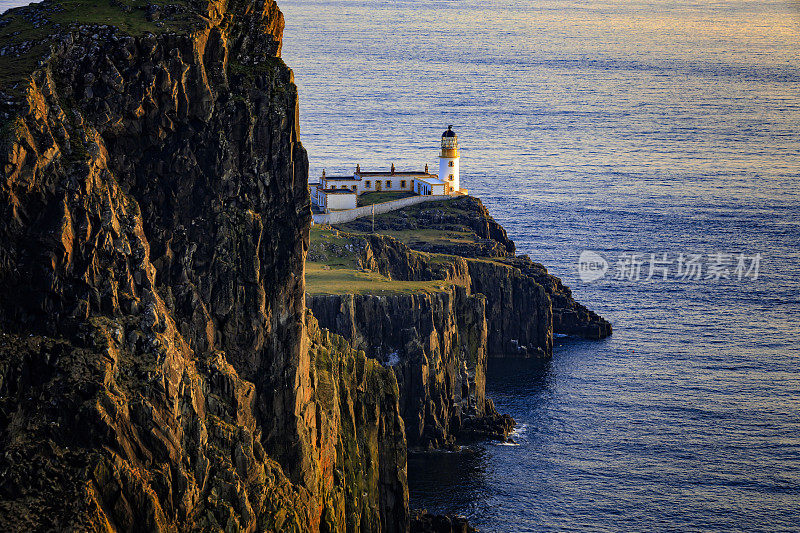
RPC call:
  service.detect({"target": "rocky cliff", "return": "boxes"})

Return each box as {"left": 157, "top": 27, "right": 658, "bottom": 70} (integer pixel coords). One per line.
{"left": 306, "top": 201, "right": 610, "bottom": 449}
{"left": 339, "top": 196, "right": 612, "bottom": 348}
{"left": 0, "top": 0, "right": 408, "bottom": 530}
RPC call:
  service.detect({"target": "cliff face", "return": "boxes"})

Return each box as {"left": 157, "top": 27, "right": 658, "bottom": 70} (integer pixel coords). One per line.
{"left": 0, "top": 0, "right": 407, "bottom": 530}
{"left": 310, "top": 229, "right": 556, "bottom": 358}
{"left": 307, "top": 288, "right": 512, "bottom": 450}
{"left": 503, "top": 257, "right": 613, "bottom": 340}
{"left": 305, "top": 229, "right": 551, "bottom": 448}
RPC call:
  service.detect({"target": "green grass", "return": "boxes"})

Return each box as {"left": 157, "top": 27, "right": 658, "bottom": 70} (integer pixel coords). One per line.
{"left": 0, "top": 0, "right": 202, "bottom": 93}
{"left": 305, "top": 263, "right": 447, "bottom": 296}
{"left": 356, "top": 191, "right": 416, "bottom": 207}
{"left": 360, "top": 228, "right": 476, "bottom": 248}
{"left": 307, "top": 225, "right": 458, "bottom": 295}
{"left": 308, "top": 225, "right": 363, "bottom": 269}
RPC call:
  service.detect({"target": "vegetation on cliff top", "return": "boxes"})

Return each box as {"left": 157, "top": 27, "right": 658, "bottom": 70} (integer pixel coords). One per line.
{"left": 0, "top": 0, "right": 204, "bottom": 92}
{"left": 337, "top": 195, "right": 517, "bottom": 258}
{"left": 306, "top": 262, "right": 448, "bottom": 296}
{"left": 307, "top": 226, "right": 453, "bottom": 295}
{"left": 306, "top": 196, "right": 516, "bottom": 297}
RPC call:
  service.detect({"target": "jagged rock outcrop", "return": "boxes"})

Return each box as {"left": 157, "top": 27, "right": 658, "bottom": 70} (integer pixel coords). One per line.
{"left": 306, "top": 197, "right": 610, "bottom": 449}
{"left": 0, "top": 0, "right": 408, "bottom": 530}
{"left": 502, "top": 256, "right": 613, "bottom": 340}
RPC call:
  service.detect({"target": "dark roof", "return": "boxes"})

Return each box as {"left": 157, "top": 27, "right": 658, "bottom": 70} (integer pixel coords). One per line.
{"left": 442, "top": 125, "right": 457, "bottom": 138}
{"left": 356, "top": 171, "right": 432, "bottom": 177}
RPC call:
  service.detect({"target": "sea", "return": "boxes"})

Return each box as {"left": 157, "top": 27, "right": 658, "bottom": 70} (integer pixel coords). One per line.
{"left": 3, "top": 0, "right": 798, "bottom": 530}
{"left": 277, "top": 0, "right": 800, "bottom": 531}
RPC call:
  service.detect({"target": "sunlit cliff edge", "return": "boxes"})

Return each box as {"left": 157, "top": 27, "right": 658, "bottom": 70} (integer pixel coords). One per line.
{"left": 0, "top": 0, "right": 406, "bottom": 530}
{"left": 0, "top": 1, "right": 609, "bottom": 531}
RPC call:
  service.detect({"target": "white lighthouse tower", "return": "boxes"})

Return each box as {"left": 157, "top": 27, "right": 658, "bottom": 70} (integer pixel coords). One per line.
{"left": 439, "top": 125, "right": 460, "bottom": 193}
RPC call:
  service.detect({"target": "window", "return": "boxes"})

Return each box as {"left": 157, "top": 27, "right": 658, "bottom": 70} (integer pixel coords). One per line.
{"left": 449, "top": 161, "right": 454, "bottom": 167}
{"left": 449, "top": 174, "right": 454, "bottom": 181}
{"left": 352, "top": 185, "right": 357, "bottom": 191}
{"left": 400, "top": 180, "right": 406, "bottom": 188}
{"left": 387, "top": 181, "right": 392, "bottom": 188}
{"left": 366, "top": 180, "right": 371, "bottom": 187}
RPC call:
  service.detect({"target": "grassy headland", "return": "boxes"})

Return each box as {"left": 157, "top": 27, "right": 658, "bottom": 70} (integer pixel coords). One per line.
{"left": 306, "top": 225, "right": 453, "bottom": 295}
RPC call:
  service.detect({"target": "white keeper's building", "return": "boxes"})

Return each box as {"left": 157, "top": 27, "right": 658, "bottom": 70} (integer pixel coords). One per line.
{"left": 310, "top": 126, "right": 465, "bottom": 212}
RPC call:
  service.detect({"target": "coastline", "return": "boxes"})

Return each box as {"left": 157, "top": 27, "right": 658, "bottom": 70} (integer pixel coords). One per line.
{"left": 0, "top": 1, "right": 609, "bottom": 530}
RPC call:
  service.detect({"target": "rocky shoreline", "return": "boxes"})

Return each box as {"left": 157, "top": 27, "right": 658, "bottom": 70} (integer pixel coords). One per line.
{"left": 410, "top": 509, "right": 476, "bottom": 533}
{"left": 0, "top": 0, "right": 609, "bottom": 530}
{"left": 307, "top": 196, "right": 611, "bottom": 453}
{"left": 305, "top": 196, "right": 610, "bottom": 528}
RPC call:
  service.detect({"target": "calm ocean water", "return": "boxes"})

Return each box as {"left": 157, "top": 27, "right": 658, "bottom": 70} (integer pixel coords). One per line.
{"left": 2, "top": 0, "right": 797, "bottom": 530}
{"left": 280, "top": 0, "right": 800, "bottom": 531}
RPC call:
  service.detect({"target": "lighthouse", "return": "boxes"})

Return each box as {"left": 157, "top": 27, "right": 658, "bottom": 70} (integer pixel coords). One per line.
{"left": 439, "top": 125, "right": 460, "bottom": 193}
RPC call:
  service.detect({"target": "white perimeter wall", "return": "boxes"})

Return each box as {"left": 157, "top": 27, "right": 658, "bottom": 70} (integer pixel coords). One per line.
{"left": 312, "top": 194, "right": 458, "bottom": 225}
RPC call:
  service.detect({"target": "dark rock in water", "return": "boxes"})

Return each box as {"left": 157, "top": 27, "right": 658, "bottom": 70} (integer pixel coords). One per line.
{"left": 411, "top": 509, "right": 476, "bottom": 533}
{"left": 457, "top": 399, "right": 516, "bottom": 443}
